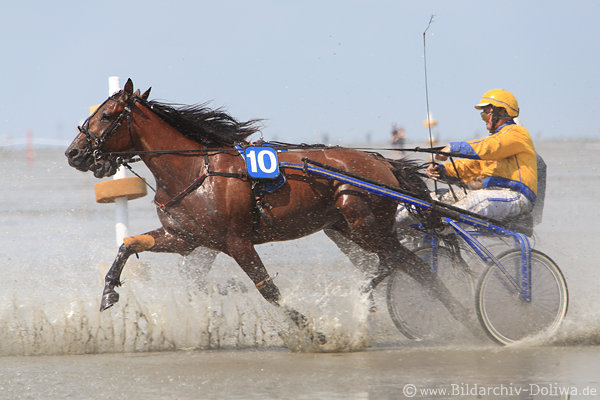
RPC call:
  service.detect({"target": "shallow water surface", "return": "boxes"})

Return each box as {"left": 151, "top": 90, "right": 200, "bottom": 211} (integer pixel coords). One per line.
{"left": 2, "top": 346, "right": 599, "bottom": 399}
{"left": 0, "top": 141, "right": 599, "bottom": 398}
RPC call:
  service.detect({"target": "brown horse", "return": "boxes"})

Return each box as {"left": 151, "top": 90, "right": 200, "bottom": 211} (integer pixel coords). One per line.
{"left": 66, "top": 79, "right": 474, "bottom": 342}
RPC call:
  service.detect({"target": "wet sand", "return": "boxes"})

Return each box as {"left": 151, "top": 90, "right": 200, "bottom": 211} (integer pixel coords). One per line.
{"left": 2, "top": 345, "right": 599, "bottom": 399}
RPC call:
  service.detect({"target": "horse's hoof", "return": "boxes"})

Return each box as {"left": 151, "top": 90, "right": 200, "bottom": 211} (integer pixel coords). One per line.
{"left": 100, "top": 290, "right": 119, "bottom": 311}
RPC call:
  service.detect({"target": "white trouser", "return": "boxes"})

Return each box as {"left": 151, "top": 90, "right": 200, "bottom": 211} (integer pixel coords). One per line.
{"left": 395, "top": 188, "right": 533, "bottom": 233}
{"left": 452, "top": 188, "right": 533, "bottom": 220}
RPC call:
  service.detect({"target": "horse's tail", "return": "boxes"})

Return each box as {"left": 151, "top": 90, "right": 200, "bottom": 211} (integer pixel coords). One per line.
{"left": 385, "top": 157, "right": 431, "bottom": 202}
{"left": 385, "top": 157, "right": 447, "bottom": 231}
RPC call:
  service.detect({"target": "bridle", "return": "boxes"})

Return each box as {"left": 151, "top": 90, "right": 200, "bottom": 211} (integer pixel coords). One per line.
{"left": 77, "top": 92, "right": 136, "bottom": 160}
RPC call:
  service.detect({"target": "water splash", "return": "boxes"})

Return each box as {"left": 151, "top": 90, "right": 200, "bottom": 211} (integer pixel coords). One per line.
{"left": 0, "top": 254, "right": 376, "bottom": 355}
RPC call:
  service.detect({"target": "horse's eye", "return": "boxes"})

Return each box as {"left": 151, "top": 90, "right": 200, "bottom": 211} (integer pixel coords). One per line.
{"left": 100, "top": 111, "right": 112, "bottom": 121}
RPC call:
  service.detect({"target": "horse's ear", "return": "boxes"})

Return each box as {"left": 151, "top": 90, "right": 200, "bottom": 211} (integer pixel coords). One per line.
{"left": 124, "top": 78, "right": 134, "bottom": 95}
{"left": 141, "top": 87, "right": 151, "bottom": 100}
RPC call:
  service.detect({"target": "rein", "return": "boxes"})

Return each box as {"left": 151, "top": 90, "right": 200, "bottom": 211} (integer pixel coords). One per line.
{"left": 101, "top": 143, "right": 478, "bottom": 161}
{"left": 102, "top": 142, "right": 339, "bottom": 158}
{"left": 84, "top": 92, "right": 474, "bottom": 240}
{"left": 116, "top": 141, "right": 474, "bottom": 203}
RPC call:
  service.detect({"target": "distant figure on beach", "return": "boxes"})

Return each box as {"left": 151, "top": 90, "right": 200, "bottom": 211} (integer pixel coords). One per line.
{"left": 390, "top": 125, "right": 406, "bottom": 155}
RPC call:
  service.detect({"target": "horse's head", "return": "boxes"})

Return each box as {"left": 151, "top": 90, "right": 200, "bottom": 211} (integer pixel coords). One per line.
{"left": 65, "top": 78, "right": 151, "bottom": 178}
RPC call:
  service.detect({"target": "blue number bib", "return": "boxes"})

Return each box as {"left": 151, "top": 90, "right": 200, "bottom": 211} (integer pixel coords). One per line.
{"left": 244, "top": 146, "right": 280, "bottom": 179}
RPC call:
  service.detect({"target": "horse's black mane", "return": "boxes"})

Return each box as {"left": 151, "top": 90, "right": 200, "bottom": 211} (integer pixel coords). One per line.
{"left": 142, "top": 98, "right": 262, "bottom": 146}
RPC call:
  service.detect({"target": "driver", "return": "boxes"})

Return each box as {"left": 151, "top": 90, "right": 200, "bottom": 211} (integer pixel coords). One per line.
{"left": 426, "top": 89, "right": 537, "bottom": 220}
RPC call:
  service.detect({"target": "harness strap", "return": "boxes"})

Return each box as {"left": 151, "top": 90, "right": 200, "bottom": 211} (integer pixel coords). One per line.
{"left": 208, "top": 171, "right": 249, "bottom": 179}
{"left": 153, "top": 170, "right": 250, "bottom": 210}
{"left": 251, "top": 181, "right": 283, "bottom": 234}
{"left": 125, "top": 150, "right": 275, "bottom": 240}
{"left": 154, "top": 174, "right": 208, "bottom": 210}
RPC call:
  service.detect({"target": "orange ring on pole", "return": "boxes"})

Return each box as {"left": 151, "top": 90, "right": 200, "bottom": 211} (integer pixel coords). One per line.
{"left": 94, "top": 177, "right": 147, "bottom": 203}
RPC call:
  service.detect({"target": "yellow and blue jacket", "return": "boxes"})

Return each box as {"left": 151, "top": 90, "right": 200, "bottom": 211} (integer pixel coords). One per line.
{"left": 440, "top": 121, "right": 538, "bottom": 203}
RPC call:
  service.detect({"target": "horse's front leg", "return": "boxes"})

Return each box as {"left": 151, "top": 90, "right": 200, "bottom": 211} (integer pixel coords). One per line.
{"left": 226, "top": 239, "right": 281, "bottom": 306}
{"left": 100, "top": 244, "right": 136, "bottom": 311}
{"left": 227, "top": 238, "right": 326, "bottom": 344}
{"left": 100, "top": 228, "right": 193, "bottom": 311}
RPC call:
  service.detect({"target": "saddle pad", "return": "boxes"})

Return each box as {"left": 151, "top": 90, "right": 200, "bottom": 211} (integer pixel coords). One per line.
{"left": 264, "top": 172, "right": 287, "bottom": 193}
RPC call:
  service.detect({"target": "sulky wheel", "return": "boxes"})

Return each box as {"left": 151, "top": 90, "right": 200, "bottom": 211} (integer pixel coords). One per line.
{"left": 386, "top": 246, "right": 482, "bottom": 343}
{"left": 476, "top": 249, "right": 568, "bottom": 345}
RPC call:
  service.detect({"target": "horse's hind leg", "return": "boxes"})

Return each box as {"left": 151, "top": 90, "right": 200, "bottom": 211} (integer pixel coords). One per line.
{"left": 335, "top": 196, "right": 479, "bottom": 334}
{"left": 323, "top": 228, "right": 378, "bottom": 275}
{"left": 323, "top": 228, "right": 381, "bottom": 311}
{"left": 179, "top": 247, "right": 220, "bottom": 292}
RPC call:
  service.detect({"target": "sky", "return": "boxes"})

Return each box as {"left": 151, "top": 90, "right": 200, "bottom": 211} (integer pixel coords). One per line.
{"left": 1, "top": 0, "right": 599, "bottom": 148}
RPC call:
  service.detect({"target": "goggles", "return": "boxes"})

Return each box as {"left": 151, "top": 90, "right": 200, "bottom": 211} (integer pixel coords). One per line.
{"left": 480, "top": 111, "right": 492, "bottom": 121}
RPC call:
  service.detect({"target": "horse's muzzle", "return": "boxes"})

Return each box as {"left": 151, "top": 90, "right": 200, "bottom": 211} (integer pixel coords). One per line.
{"left": 65, "top": 146, "right": 94, "bottom": 172}
{"left": 65, "top": 146, "right": 119, "bottom": 177}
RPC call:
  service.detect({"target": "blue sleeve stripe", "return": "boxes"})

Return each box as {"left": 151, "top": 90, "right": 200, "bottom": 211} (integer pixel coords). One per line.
{"left": 449, "top": 141, "right": 481, "bottom": 159}
{"left": 482, "top": 176, "right": 536, "bottom": 203}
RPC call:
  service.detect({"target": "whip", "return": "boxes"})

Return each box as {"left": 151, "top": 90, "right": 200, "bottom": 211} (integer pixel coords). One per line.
{"left": 422, "top": 15, "right": 437, "bottom": 190}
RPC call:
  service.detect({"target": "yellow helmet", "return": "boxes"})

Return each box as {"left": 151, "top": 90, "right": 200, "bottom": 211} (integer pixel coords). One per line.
{"left": 474, "top": 89, "right": 519, "bottom": 118}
